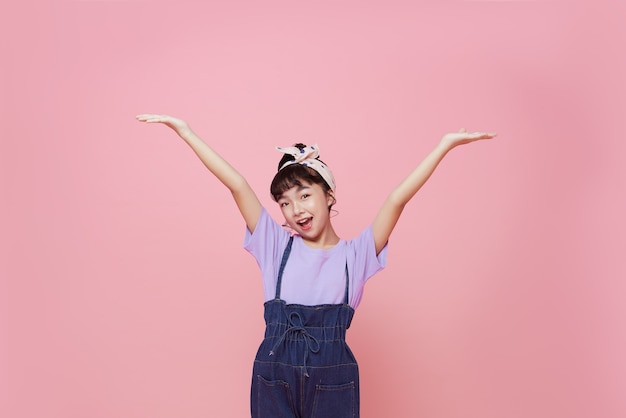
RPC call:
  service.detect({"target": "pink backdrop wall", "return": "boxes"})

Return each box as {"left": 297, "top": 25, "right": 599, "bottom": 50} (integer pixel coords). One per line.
{"left": 2, "top": 1, "right": 625, "bottom": 417}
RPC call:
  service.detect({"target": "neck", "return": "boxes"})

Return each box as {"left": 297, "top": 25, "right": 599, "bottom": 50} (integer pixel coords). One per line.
{"left": 301, "top": 226, "right": 340, "bottom": 249}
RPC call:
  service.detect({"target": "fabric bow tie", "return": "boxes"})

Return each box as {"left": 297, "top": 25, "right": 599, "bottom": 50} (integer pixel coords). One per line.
{"left": 276, "top": 144, "right": 336, "bottom": 192}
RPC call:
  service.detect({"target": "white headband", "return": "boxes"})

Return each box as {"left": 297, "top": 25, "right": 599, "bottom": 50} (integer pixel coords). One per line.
{"left": 276, "top": 144, "right": 336, "bottom": 192}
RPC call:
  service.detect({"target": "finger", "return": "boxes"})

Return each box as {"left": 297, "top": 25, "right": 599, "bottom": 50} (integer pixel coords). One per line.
{"left": 138, "top": 115, "right": 168, "bottom": 123}
{"left": 136, "top": 114, "right": 164, "bottom": 120}
{"left": 472, "top": 131, "right": 496, "bottom": 137}
{"left": 136, "top": 114, "right": 158, "bottom": 121}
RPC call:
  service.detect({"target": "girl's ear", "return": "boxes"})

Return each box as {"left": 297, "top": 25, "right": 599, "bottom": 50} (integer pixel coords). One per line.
{"left": 327, "top": 190, "right": 336, "bottom": 207}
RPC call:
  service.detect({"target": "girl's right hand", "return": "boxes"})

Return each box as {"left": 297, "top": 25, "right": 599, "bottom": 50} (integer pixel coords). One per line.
{"left": 137, "top": 114, "right": 263, "bottom": 233}
{"left": 135, "top": 114, "right": 191, "bottom": 136}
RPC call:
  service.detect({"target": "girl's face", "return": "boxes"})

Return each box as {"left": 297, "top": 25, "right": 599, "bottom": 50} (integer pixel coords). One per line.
{"left": 277, "top": 181, "right": 335, "bottom": 243}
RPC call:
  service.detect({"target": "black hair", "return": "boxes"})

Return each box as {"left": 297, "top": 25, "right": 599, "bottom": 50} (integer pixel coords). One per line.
{"left": 270, "top": 143, "right": 334, "bottom": 206}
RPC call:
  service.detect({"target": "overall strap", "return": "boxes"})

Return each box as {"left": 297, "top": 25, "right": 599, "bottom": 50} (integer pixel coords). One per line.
{"left": 275, "top": 236, "right": 294, "bottom": 300}
{"left": 343, "top": 263, "right": 350, "bottom": 306}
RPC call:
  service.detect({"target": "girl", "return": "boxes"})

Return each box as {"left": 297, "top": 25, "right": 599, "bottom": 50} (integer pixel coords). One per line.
{"left": 136, "top": 114, "right": 496, "bottom": 418}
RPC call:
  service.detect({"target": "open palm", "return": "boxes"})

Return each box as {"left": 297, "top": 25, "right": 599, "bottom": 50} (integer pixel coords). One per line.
{"left": 441, "top": 128, "right": 497, "bottom": 148}
{"left": 136, "top": 114, "right": 191, "bottom": 135}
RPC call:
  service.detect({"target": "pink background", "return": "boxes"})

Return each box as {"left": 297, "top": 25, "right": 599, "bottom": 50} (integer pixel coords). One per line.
{"left": 2, "top": 1, "right": 625, "bottom": 417}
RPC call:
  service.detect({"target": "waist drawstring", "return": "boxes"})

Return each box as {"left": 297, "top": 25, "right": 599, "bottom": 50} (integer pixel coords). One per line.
{"left": 269, "top": 311, "right": 320, "bottom": 377}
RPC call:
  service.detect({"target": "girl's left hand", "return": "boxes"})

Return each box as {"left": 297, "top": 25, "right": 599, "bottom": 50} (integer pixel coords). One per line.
{"left": 441, "top": 128, "right": 497, "bottom": 149}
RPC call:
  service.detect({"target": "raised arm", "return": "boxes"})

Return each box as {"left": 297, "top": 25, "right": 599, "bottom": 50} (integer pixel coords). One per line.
{"left": 136, "top": 114, "right": 262, "bottom": 232}
{"left": 371, "top": 128, "right": 496, "bottom": 254}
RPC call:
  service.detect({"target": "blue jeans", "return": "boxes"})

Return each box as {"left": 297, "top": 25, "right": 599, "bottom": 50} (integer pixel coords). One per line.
{"left": 251, "top": 301, "right": 359, "bottom": 418}
{"left": 250, "top": 236, "right": 359, "bottom": 417}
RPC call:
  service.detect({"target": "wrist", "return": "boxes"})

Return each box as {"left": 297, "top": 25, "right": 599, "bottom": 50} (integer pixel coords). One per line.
{"left": 436, "top": 138, "right": 455, "bottom": 154}
{"left": 177, "top": 126, "right": 194, "bottom": 140}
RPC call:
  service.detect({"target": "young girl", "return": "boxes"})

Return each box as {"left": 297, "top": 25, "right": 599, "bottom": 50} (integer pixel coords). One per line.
{"left": 136, "top": 114, "right": 495, "bottom": 418}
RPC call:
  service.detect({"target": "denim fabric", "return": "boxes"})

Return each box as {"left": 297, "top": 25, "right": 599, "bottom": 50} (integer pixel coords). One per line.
{"left": 251, "top": 237, "right": 359, "bottom": 418}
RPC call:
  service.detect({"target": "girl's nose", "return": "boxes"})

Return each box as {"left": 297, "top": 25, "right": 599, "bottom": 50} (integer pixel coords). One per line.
{"left": 292, "top": 201, "right": 304, "bottom": 214}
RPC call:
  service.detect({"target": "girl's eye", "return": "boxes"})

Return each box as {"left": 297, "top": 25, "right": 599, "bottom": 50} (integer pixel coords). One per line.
{"left": 301, "top": 194, "right": 310, "bottom": 199}
{"left": 280, "top": 202, "right": 289, "bottom": 207}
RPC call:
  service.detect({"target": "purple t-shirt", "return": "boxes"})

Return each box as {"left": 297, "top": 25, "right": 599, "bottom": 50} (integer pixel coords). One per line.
{"left": 244, "top": 208, "right": 388, "bottom": 309}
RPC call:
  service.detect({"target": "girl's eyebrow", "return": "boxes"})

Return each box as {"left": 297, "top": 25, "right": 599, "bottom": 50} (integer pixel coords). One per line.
{"left": 278, "top": 184, "right": 311, "bottom": 200}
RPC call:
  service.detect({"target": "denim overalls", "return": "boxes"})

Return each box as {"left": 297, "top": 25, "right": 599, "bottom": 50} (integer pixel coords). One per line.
{"left": 251, "top": 237, "right": 360, "bottom": 418}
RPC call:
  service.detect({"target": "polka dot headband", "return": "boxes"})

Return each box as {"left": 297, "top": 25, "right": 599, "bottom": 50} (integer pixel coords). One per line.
{"left": 276, "top": 144, "right": 336, "bottom": 192}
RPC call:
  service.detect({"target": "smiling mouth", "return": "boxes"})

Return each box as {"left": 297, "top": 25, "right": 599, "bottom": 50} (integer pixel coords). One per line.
{"left": 297, "top": 217, "right": 313, "bottom": 231}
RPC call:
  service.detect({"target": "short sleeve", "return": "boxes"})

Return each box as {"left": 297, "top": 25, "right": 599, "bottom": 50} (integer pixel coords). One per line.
{"left": 346, "top": 226, "right": 388, "bottom": 308}
{"left": 243, "top": 207, "right": 291, "bottom": 301}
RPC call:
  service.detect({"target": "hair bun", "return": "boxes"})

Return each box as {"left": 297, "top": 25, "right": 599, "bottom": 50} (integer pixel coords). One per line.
{"left": 277, "top": 143, "right": 310, "bottom": 170}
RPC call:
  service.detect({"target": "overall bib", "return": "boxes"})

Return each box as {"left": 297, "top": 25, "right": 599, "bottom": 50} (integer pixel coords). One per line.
{"left": 251, "top": 237, "right": 360, "bottom": 418}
